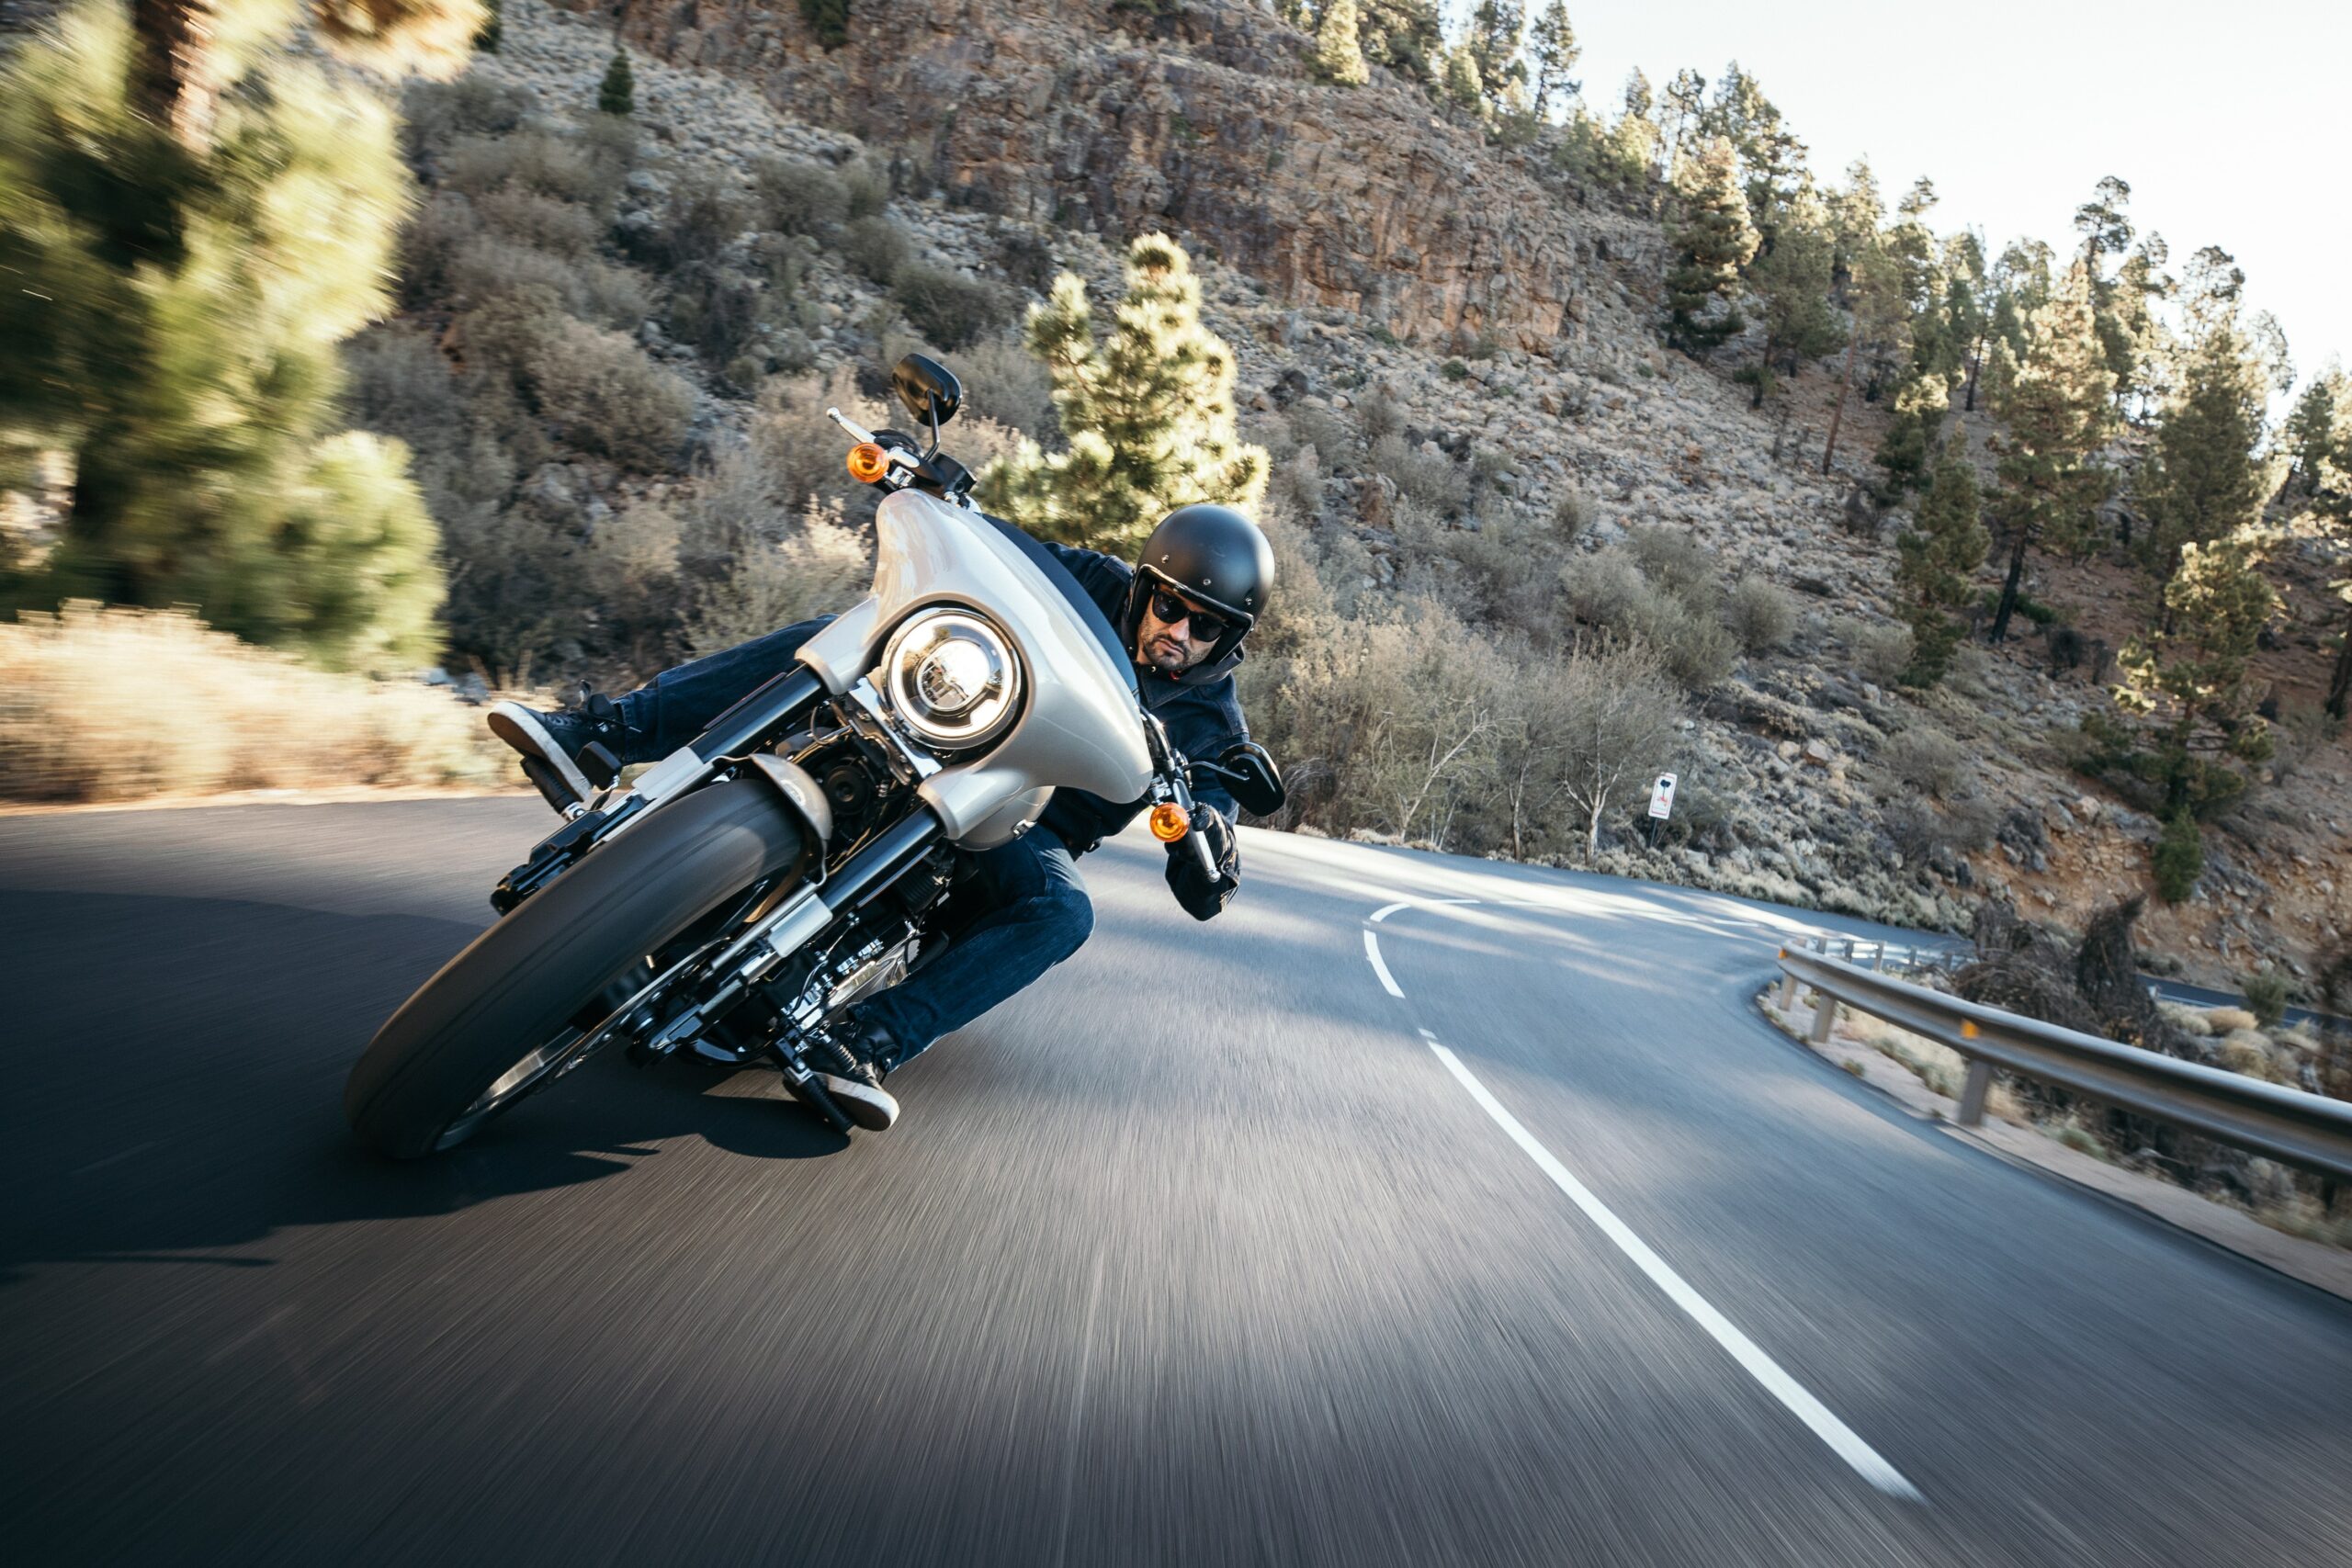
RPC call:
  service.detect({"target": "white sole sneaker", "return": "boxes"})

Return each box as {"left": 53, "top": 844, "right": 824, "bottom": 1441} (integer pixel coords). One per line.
{"left": 487, "top": 701, "right": 595, "bottom": 806}
{"left": 815, "top": 1072, "right": 899, "bottom": 1132}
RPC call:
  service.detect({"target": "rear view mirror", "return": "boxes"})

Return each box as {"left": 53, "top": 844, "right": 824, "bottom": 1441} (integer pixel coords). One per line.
{"left": 1216, "top": 742, "right": 1286, "bottom": 818}
{"left": 893, "top": 354, "right": 962, "bottom": 433}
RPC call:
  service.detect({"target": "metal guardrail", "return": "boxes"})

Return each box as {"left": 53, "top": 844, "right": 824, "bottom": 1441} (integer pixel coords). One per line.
{"left": 1774, "top": 940, "right": 2352, "bottom": 1183}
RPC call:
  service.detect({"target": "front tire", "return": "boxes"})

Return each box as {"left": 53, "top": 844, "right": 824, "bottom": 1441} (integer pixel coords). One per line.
{"left": 345, "top": 779, "right": 804, "bottom": 1157}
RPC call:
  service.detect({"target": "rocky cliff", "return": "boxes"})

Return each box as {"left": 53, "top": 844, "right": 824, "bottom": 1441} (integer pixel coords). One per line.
{"left": 564, "top": 0, "right": 1655, "bottom": 355}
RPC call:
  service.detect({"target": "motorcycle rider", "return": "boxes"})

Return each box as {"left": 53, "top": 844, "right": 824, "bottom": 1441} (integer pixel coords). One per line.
{"left": 487, "top": 502, "right": 1273, "bottom": 1132}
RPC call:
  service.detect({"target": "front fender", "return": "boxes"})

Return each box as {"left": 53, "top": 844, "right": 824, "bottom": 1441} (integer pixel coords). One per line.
{"left": 741, "top": 753, "right": 834, "bottom": 848}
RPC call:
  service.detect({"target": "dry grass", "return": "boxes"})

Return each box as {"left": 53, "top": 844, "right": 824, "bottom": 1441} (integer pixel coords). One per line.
{"left": 0, "top": 604, "right": 510, "bottom": 803}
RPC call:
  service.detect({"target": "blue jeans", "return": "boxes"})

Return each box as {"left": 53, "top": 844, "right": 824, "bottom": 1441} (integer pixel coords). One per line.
{"left": 611, "top": 620, "right": 1097, "bottom": 1067}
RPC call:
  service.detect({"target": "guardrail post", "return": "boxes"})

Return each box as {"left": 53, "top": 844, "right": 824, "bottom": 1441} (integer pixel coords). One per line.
{"left": 1957, "top": 1060, "right": 1991, "bottom": 1127}
{"left": 1811, "top": 987, "right": 1838, "bottom": 1043}
{"left": 1871, "top": 943, "right": 1887, "bottom": 972}
{"left": 1777, "top": 970, "right": 1798, "bottom": 1009}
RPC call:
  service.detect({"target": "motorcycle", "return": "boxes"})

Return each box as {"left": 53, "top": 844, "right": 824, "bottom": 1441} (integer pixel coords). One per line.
{"left": 344, "top": 355, "right": 1286, "bottom": 1156}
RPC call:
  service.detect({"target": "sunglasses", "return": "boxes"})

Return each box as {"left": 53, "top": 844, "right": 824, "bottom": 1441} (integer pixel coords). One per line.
{"left": 1148, "top": 588, "right": 1235, "bottom": 645}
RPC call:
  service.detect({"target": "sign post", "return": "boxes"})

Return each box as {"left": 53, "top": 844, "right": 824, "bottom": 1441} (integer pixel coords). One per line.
{"left": 1645, "top": 773, "right": 1677, "bottom": 848}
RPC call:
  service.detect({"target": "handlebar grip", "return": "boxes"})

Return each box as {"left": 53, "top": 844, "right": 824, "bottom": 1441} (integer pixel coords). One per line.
{"left": 1189, "top": 820, "right": 1219, "bottom": 880}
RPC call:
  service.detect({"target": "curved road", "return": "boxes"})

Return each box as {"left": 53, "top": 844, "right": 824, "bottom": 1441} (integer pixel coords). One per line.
{"left": 2, "top": 799, "right": 2348, "bottom": 1565}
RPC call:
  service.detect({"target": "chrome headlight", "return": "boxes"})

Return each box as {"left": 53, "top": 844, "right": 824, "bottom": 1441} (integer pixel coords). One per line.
{"left": 880, "top": 607, "right": 1023, "bottom": 750}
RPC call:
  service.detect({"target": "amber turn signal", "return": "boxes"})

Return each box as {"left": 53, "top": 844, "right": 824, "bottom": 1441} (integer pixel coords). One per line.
{"left": 1148, "top": 802, "right": 1191, "bottom": 841}
{"left": 846, "top": 442, "right": 890, "bottom": 483}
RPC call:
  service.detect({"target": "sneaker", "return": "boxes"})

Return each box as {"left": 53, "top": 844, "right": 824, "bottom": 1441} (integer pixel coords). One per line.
{"left": 810, "top": 1015, "right": 905, "bottom": 1132}
{"left": 814, "top": 1061, "right": 900, "bottom": 1132}
{"left": 489, "top": 694, "right": 627, "bottom": 811}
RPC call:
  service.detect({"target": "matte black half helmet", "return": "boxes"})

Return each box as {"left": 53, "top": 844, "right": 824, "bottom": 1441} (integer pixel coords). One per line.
{"left": 1124, "top": 502, "right": 1275, "bottom": 683}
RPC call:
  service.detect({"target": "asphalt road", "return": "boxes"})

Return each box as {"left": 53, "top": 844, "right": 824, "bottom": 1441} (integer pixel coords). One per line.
{"left": 4, "top": 799, "right": 2349, "bottom": 1566}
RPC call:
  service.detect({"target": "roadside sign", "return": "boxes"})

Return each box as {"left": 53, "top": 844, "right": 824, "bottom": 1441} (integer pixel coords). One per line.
{"left": 1647, "top": 773, "right": 1678, "bottom": 819}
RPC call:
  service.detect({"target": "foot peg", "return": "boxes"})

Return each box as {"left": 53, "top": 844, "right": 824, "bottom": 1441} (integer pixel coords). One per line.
{"left": 519, "top": 756, "right": 585, "bottom": 817}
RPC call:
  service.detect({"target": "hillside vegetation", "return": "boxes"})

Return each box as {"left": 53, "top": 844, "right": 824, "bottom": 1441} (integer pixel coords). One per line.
{"left": 4, "top": 0, "right": 2347, "bottom": 1000}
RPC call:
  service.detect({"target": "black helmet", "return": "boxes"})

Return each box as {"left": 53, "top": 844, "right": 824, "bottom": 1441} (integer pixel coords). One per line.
{"left": 1124, "top": 503, "right": 1275, "bottom": 682}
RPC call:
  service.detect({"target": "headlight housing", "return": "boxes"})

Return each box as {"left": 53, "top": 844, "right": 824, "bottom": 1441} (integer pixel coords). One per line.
{"left": 880, "top": 607, "right": 1023, "bottom": 750}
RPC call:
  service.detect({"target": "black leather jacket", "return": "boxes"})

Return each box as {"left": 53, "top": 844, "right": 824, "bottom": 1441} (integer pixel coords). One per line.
{"left": 1027, "top": 536, "right": 1250, "bottom": 920}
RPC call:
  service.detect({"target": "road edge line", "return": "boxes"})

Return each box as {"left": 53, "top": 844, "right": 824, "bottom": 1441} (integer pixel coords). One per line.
{"left": 1423, "top": 1039, "right": 1926, "bottom": 1505}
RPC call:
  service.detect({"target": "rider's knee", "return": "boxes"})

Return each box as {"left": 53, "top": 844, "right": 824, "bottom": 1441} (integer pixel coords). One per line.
{"left": 1043, "top": 880, "right": 1094, "bottom": 957}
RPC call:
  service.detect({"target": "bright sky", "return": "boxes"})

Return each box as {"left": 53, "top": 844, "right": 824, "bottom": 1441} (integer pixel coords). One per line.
{"left": 1544, "top": 0, "right": 2350, "bottom": 397}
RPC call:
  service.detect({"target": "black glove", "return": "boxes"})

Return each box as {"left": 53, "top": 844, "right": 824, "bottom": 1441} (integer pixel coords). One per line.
{"left": 1166, "top": 805, "right": 1239, "bottom": 921}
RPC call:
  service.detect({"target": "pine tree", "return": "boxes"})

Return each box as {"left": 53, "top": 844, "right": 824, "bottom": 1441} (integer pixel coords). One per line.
{"left": 2152, "top": 807, "right": 2203, "bottom": 903}
{"left": 1526, "top": 0, "right": 1578, "bottom": 119}
{"left": 598, "top": 47, "right": 635, "bottom": 116}
{"left": 2113, "top": 536, "right": 2277, "bottom": 818}
{"left": 1659, "top": 67, "right": 1705, "bottom": 170}
{"left": 1894, "top": 452, "right": 1990, "bottom": 685}
{"left": 1697, "top": 63, "right": 1806, "bottom": 247}
{"left": 2136, "top": 257, "right": 2277, "bottom": 586}
{"left": 1464, "top": 0, "right": 1525, "bottom": 109}
{"left": 1741, "top": 213, "right": 1842, "bottom": 408}
{"left": 978, "top": 235, "right": 1270, "bottom": 556}
{"left": 1662, "top": 136, "right": 1757, "bottom": 355}
{"left": 1358, "top": 0, "right": 1443, "bottom": 86}
{"left": 1871, "top": 373, "right": 1949, "bottom": 499}
{"left": 1441, "top": 43, "right": 1485, "bottom": 115}
{"left": 2283, "top": 365, "right": 2345, "bottom": 496}
{"left": 1984, "top": 260, "right": 2113, "bottom": 641}
{"left": 797, "top": 0, "right": 850, "bottom": 51}
{"left": 1605, "top": 69, "right": 1660, "bottom": 182}
{"left": 0, "top": 0, "right": 444, "bottom": 670}
{"left": 1313, "top": 0, "right": 1371, "bottom": 85}
{"left": 2296, "top": 384, "right": 2352, "bottom": 718}
{"left": 1820, "top": 236, "right": 1906, "bottom": 474}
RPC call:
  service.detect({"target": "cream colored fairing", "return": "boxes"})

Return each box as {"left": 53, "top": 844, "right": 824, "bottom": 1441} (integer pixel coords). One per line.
{"left": 794, "top": 491, "right": 1155, "bottom": 847}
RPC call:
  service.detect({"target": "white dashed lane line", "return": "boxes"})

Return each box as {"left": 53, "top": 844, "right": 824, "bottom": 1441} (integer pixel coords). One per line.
{"left": 1376, "top": 905, "right": 1925, "bottom": 1505}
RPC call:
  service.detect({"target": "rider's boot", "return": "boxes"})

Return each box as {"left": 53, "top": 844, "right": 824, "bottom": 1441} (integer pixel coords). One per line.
{"left": 812, "top": 1015, "right": 903, "bottom": 1133}
{"left": 488, "top": 691, "right": 632, "bottom": 814}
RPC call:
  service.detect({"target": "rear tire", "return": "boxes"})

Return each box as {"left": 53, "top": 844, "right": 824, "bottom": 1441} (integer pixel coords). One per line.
{"left": 345, "top": 779, "right": 804, "bottom": 1158}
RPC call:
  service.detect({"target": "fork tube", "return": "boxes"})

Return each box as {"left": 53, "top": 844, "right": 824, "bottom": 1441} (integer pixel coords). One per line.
{"left": 827, "top": 810, "right": 944, "bottom": 909}
{"left": 693, "top": 668, "right": 824, "bottom": 761}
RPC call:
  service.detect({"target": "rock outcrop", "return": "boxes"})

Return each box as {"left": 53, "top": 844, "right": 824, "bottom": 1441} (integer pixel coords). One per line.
{"left": 567, "top": 0, "right": 1639, "bottom": 352}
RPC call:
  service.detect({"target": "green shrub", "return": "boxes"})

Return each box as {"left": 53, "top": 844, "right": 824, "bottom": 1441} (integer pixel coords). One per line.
{"left": 2153, "top": 808, "right": 2203, "bottom": 903}
{"left": 1440, "top": 358, "right": 1470, "bottom": 380}
{"left": 839, "top": 214, "right": 909, "bottom": 285}
{"left": 754, "top": 155, "right": 849, "bottom": 236}
{"left": 890, "top": 262, "right": 1013, "bottom": 350}
{"left": 597, "top": 48, "right": 634, "bottom": 117}
{"left": 1369, "top": 433, "right": 1468, "bottom": 514}
{"left": 472, "top": 183, "right": 604, "bottom": 257}
{"left": 401, "top": 76, "right": 534, "bottom": 162}
{"left": 946, "top": 332, "right": 1057, "bottom": 440}
{"left": 2241, "top": 970, "right": 2290, "bottom": 1029}
{"left": 1551, "top": 490, "right": 1594, "bottom": 543}
{"left": 447, "top": 232, "right": 648, "bottom": 328}
{"left": 841, "top": 156, "right": 890, "bottom": 219}
{"left": 442, "top": 126, "right": 628, "bottom": 210}
{"left": 1854, "top": 620, "right": 1916, "bottom": 686}
{"left": 1880, "top": 725, "right": 1967, "bottom": 800}
{"left": 667, "top": 265, "right": 763, "bottom": 366}
{"left": 1624, "top": 526, "right": 1715, "bottom": 598}
{"left": 521, "top": 314, "right": 695, "bottom": 471}
{"left": 1724, "top": 573, "right": 1794, "bottom": 652}
{"left": 798, "top": 0, "right": 851, "bottom": 51}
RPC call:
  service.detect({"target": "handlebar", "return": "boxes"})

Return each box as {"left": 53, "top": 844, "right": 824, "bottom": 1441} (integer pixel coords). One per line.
{"left": 1139, "top": 712, "right": 1226, "bottom": 884}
